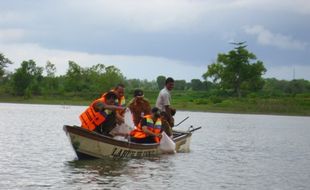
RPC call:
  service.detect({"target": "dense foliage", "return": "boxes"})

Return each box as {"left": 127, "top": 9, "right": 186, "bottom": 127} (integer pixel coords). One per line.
{"left": 0, "top": 53, "right": 12, "bottom": 81}
{"left": 0, "top": 50, "right": 309, "bottom": 101}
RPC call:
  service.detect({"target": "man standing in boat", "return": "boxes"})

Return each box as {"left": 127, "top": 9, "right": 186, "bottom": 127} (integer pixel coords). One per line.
{"left": 80, "top": 92, "right": 125, "bottom": 135}
{"left": 128, "top": 89, "right": 152, "bottom": 126}
{"left": 156, "top": 77, "right": 176, "bottom": 127}
{"left": 130, "top": 107, "right": 162, "bottom": 143}
{"left": 102, "top": 84, "right": 126, "bottom": 125}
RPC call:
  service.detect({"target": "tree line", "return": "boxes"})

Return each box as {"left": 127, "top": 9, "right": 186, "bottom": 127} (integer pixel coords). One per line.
{"left": 1, "top": 43, "right": 310, "bottom": 100}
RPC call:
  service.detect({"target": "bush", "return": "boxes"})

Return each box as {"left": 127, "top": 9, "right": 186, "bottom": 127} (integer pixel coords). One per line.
{"left": 209, "top": 96, "right": 223, "bottom": 104}
{"left": 194, "top": 98, "right": 209, "bottom": 105}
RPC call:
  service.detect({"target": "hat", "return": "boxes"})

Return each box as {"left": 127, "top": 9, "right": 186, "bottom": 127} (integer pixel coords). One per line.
{"left": 134, "top": 89, "right": 144, "bottom": 97}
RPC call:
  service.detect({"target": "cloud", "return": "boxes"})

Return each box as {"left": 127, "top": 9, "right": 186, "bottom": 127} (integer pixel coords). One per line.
{"left": 61, "top": 0, "right": 310, "bottom": 33}
{"left": 2, "top": 1, "right": 310, "bottom": 35}
{"left": 33, "top": 0, "right": 208, "bottom": 33}
{"left": 21, "top": 0, "right": 309, "bottom": 34}
{"left": 1, "top": 0, "right": 310, "bottom": 81}
{"left": 244, "top": 25, "right": 308, "bottom": 50}
{"left": 232, "top": 0, "right": 310, "bottom": 15}
{"left": 264, "top": 65, "right": 310, "bottom": 80}
{"left": 0, "top": 28, "right": 25, "bottom": 43}
{"left": 0, "top": 11, "right": 24, "bottom": 23}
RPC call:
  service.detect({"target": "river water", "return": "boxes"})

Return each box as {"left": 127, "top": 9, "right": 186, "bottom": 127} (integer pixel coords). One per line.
{"left": 0, "top": 103, "right": 309, "bottom": 190}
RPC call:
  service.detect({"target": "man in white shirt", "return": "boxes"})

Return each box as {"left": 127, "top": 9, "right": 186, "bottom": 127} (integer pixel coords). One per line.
{"left": 156, "top": 77, "right": 175, "bottom": 126}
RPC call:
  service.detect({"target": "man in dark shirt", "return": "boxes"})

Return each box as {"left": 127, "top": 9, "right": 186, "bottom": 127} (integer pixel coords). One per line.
{"left": 128, "top": 89, "right": 151, "bottom": 126}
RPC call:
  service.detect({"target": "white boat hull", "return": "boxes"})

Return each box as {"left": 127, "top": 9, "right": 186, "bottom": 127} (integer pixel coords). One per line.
{"left": 64, "top": 125, "right": 192, "bottom": 159}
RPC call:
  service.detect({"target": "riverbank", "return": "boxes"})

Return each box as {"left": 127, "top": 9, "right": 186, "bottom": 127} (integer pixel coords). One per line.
{"left": 1, "top": 93, "right": 309, "bottom": 116}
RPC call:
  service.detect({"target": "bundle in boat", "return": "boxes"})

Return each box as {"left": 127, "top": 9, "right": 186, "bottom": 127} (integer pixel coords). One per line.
{"left": 159, "top": 132, "right": 176, "bottom": 154}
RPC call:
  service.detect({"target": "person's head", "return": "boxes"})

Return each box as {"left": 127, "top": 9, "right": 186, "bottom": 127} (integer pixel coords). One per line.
{"left": 134, "top": 89, "right": 144, "bottom": 98}
{"left": 165, "top": 77, "right": 174, "bottom": 91}
{"left": 151, "top": 107, "right": 160, "bottom": 119}
{"left": 104, "top": 92, "right": 117, "bottom": 105}
{"left": 114, "top": 83, "right": 125, "bottom": 98}
{"left": 134, "top": 89, "right": 144, "bottom": 102}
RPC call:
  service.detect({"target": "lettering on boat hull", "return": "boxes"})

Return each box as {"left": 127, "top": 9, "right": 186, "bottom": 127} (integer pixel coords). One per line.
{"left": 111, "top": 147, "right": 156, "bottom": 159}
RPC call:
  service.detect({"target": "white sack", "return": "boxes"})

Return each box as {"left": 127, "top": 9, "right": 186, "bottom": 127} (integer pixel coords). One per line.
{"left": 159, "top": 132, "right": 176, "bottom": 154}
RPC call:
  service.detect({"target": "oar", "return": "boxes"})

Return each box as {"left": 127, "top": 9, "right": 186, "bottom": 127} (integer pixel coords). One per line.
{"left": 174, "top": 116, "right": 189, "bottom": 127}
{"left": 188, "top": 126, "right": 202, "bottom": 133}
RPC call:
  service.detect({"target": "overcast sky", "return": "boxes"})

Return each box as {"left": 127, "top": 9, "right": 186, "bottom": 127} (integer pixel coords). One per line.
{"left": 1, "top": 0, "right": 309, "bottom": 81}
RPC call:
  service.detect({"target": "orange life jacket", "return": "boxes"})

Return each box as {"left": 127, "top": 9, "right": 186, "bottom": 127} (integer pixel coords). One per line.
{"left": 130, "top": 115, "right": 162, "bottom": 143}
{"left": 79, "top": 98, "right": 111, "bottom": 131}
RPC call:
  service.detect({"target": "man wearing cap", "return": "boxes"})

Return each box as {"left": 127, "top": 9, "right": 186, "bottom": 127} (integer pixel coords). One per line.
{"left": 130, "top": 107, "right": 162, "bottom": 144}
{"left": 128, "top": 89, "right": 151, "bottom": 126}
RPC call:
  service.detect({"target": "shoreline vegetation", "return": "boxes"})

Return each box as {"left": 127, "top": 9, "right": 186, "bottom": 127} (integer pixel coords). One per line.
{"left": 1, "top": 91, "right": 309, "bottom": 116}
{"left": 1, "top": 45, "right": 310, "bottom": 117}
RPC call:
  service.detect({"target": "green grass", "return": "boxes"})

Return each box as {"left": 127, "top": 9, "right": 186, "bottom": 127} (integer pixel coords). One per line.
{"left": 1, "top": 91, "right": 310, "bottom": 116}
{"left": 173, "top": 97, "right": 310, "bottom": 116}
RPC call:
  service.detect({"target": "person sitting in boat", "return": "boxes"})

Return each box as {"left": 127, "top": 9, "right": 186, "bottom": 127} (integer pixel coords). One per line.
{"left": 80, "top": 92, "right": 125, "bottom": 135}
{"left": 128, "top": 89, "right": 151, "bottom": 126}
{"left": 130, "top": 107, "right": 162, "bottom": 144}
{"left": 102, "top": 84, "right": 126, "bottom": 125}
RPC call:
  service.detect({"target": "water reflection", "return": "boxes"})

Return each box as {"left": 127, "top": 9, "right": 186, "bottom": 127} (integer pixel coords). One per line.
{"left": 63, "top": 155, "right": 176, "bottom": 189}
{"left": 67, "top": 158, "right": 130, "bottom": 176}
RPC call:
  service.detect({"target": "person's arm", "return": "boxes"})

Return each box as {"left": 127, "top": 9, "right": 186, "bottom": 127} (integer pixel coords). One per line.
{"left": 93, "top": 101, "right": 125, "bottom": 112}
{"left": 116, "top": 112, "right": 124, "bottom": 124}
{"left": 140, "top": 118, "right": 161, "bottom": 137}
{"left": 166, "top": 121, "right": 173, "bottom": 137}
{"left": 104, "top": 104, "right": 125, "bottom": 111}
{"left": 164, "top": 105, "right": 172, "bottom": 117}
{"left": 142, "top": 126, "right": 162, "bottom": 137}
{"left": 164, "top": 105, "right": 175, "bottom": 127}
{"left": 161, "top": 120, "right": 173, "bottom": 138}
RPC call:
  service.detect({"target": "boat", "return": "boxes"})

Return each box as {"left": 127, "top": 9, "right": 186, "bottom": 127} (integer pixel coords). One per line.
{"left": 63, "top": 125, "right": 201, "bottom": 159}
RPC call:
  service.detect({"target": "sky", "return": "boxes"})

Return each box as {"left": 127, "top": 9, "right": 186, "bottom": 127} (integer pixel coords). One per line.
{"left": 0, "top": 0, "right": 309, "bottom": 81}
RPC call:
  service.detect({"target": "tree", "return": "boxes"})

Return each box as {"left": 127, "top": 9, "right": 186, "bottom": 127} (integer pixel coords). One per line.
{"left": 12, "top": 60, "right": 43, "bottom": 96}
{"left": 64, "top": 61, "right": 83, "bottom": 92}
{"left": 286, "top": 79, "right": 310, "bottom": 94}
{"left": 191, "top": 79, "right": 204, "bottom": 91}
{"left": 126, "top": 79, "right": 158, "bottom": 91}
{"left": 45, "top": 61, "right": 56, "bottom": 77}
{"left": 0, "top": 53, "right": 13, "bottom": 80}
{"left": 126, "top": 79, "right": 142, "bottom": 90}
{"left": 156, "top": 75, "right": 166, "bottom": 89}
{"left": 42, "top": 61, "right": 58, "bottom": 94}
{"left": 99, "top": 65, "right": 125, "bottom": 92}
{"left": 63, "top": 62, "right": 125, "bottom": 98}
{"left": 203, "top": 42, "right": 266, "bottom": 97}
{"left": 174, "top": 80, "right": 186, "bottom": 90}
